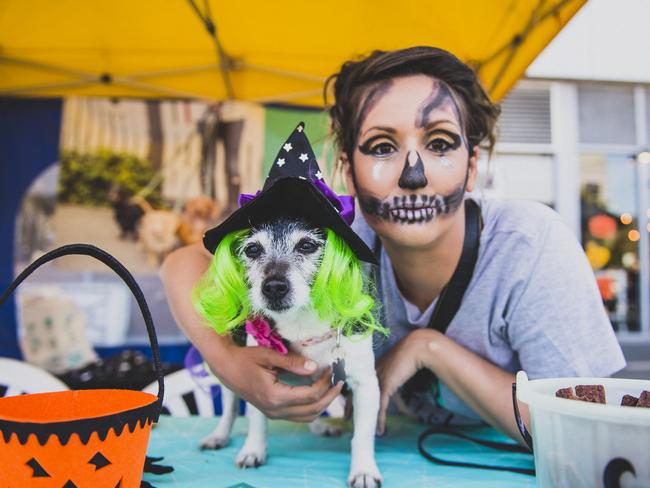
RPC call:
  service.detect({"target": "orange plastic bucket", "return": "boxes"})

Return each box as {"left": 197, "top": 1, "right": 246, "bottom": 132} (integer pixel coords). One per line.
{"left": 0, "top": 244, "right": 164, "bottom": 488}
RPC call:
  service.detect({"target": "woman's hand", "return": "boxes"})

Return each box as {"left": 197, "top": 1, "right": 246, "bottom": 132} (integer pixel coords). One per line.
{"left": 208, "top": 341, "right": 344, "bottom": 422}
{"left": 376, "top": 328, "right": 438, "bottom": 434}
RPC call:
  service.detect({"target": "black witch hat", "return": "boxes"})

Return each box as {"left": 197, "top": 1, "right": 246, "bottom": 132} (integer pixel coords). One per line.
{"left": 203, "top": 122, "right": 376, "bottom": 264}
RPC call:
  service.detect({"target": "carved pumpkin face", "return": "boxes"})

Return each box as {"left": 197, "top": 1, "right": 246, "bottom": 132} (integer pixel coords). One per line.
{"left": 0, "top": 389, "right": 157, "bottom": 487}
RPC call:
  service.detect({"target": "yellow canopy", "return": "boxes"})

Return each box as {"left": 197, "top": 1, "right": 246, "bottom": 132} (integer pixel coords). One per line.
{"left": 0, "top": 0, "right": 585, "bottom": 105}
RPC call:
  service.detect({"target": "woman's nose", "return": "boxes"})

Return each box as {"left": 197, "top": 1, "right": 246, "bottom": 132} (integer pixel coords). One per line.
{"left": 398, "top": 150, "right": 428, "bottom": 189}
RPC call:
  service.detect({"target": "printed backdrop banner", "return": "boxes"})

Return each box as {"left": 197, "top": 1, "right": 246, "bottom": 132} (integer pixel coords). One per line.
{"left": 0, "top": 98, "right": 63, "bottom": 358}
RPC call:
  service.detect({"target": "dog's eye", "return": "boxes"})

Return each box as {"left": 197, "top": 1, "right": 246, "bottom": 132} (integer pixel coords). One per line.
{"left": 296, "top": 239, "right": 318, "bottom": 254}
{"left": 243, "top": 243, "right": 263, "bottom": 258}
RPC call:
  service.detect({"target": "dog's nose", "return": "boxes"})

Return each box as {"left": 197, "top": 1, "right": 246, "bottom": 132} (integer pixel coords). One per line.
{"left": 262, "top": 278, "right": 289, "bottom": 299}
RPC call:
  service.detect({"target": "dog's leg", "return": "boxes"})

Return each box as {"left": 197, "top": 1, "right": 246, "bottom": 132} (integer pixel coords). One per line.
{"left": 235, "top": 403, "right": 268, "bottom": 468}
{"left": 309, "top": 416, "right": 343, "bottom": 437}
{"left": 200, "top": 386, "right": 238, "bottom": 450}
{"left": 235, "top": 333, "right": 268, "bottom": 468}
{"left": 345, "top": 337, "right": 382, "bottom": 488}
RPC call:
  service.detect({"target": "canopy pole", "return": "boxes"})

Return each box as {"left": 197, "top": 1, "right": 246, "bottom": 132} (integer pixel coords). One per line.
{"left": 187, "top": 0, "right": 235, "bottom": 100}
{"left": 241, "top": 62, "right": 326, "bottom": 83}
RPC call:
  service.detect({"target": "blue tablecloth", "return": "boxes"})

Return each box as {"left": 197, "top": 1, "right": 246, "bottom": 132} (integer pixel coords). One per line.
{"left": 143, "top": 416, "right": 536, "bottom": 487}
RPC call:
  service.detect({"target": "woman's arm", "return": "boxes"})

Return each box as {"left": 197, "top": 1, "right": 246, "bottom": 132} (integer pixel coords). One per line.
{"left": 376, "top": 328, "right": 530, "bottom": 443}
{"left": 160, "top": 244, "right": 343, "bottom": 421}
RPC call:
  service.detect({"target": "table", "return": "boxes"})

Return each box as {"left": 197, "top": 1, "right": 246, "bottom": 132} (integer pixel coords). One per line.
{"left": 143, "top": 416, "right": 536, "bottom": 487}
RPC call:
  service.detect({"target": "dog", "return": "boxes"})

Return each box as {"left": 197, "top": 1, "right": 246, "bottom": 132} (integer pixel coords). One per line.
{"left": 198, "top": 217, "right": 383, "bottom": 488}
{"left": 139, "top": 208, "right": 180, "bottom": 267}
{"left": 177, "top": 196, "right": 221, "bottom": 246}
{"left": 107, "top": 184, "right": 145, "bottom": 241}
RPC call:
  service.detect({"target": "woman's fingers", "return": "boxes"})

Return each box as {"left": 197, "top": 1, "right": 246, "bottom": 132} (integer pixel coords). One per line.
{"left": 261, "top": 348, "right": 319, "bottom": 376}
{"left": 270, "top": 367, "right": 333, "bottom": 408}
{"left": 267, "top": 381, "right": 344, "bottom": 421}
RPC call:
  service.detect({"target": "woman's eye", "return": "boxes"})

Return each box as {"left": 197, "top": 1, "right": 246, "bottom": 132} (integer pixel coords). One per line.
{"left": 244, "top": 243, "right": 262, "bottom": 258}
{"left": 296, "top": 239, "right": 318, "bottom": 254}
{"left": 370, "top": 142, "right": 396, "bottom": 156}
{"left": 427, "top": 138, "right": 452, "bottom": 153}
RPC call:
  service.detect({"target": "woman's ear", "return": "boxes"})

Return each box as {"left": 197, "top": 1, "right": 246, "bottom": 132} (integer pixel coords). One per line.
{"left": 465, "top": 146, "right": 479, "bottom": 193}
{"left": 341, "top": 153, "right": 357, "bottom": 197}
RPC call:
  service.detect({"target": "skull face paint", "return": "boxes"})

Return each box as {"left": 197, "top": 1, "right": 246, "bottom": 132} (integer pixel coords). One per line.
{"left": 357, "top": 186, "right": 466, "bottom": 224}
{"left": 351, "top": 75, "right": 472, "bottom": 234}
{"left": 398, "top": 151, "right": 428, "bottom": 190}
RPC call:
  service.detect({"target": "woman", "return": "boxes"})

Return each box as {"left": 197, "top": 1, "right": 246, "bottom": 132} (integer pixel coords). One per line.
{"left": 161, "top": 46, "right": 625, "bottom": 441}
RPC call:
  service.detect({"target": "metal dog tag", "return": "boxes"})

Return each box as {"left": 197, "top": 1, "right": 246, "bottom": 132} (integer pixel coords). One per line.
{"left": 331, "top": 356, "right": 346, "bottom": 386}
{"left": 330, "top": 327, "right": 347, "bottom": 389}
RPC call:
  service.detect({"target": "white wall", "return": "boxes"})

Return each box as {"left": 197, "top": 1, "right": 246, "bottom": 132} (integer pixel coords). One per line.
{"left": 527, "top": 0, "right": 650, "bottom": 83}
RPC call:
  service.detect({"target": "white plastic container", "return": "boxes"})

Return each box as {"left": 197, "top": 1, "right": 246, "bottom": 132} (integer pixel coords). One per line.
{"left": 515, "top": 371, "right": 650, "bottom": 488}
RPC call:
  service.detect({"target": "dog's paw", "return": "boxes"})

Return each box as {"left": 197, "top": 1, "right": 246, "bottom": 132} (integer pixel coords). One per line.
{"left": 235, "top": 446, "right": 267, "bottom": 469}
{"left": 348, "top": 473, "right": 382, "bottom": 488}
{"left": 309, "top": 417, "right": 344, "bottom": 437}
{"left": 348, "top": 462, "right": 382, "bottom": 488}
{"left": 199, "top": 434, "right": 230, "bottom": 450}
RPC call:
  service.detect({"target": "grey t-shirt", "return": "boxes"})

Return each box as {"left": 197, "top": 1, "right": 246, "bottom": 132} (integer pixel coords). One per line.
{"left": 353, "top": 195, "right": 626, "bottom": 422}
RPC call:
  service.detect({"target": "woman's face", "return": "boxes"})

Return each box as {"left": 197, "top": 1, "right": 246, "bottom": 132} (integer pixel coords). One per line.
{"left": 343, "top": 74, "right": 477, "bottom": 249}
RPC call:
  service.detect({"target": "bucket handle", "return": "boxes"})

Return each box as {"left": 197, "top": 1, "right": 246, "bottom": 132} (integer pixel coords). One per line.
{"left": 512, "top": 382, "right": 534, "bottom": 452}
{"left": 0, "top": 244, "right": 164, "bottom": 409}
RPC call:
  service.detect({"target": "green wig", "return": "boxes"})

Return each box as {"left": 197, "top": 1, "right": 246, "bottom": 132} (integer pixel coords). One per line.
{"left": 192, "top": 228, "right": 387, "bottom": 338}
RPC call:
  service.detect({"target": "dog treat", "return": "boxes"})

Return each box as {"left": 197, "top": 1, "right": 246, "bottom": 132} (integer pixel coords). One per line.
{"left": 556, "top": 385, "right": 650, "bottom": 408}
{"left": 556, "top": 387, "right": 577, "bottom": 400}
{"left": 555, "top": 385, "right": 606, "bottom": 404}
{"left": 637, "top": 391, "right": 650, "bottom": 408}
{"left": 575, "top": 384, "right": 606, "bottom": 404}
{"left": 621, "top": 394, "right": 638, "bottom": 407}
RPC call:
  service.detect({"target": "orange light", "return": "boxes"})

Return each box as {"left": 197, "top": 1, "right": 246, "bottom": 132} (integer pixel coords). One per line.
{"left": 620, "top": 213, "right": 633, "bottom": 225}
{"left": 628, "top": 230, "right": 640, "bottom": 242}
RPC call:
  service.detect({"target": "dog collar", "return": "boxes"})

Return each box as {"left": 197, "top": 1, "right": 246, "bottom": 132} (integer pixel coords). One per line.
{"left": 294, "top": 329, "right": 337, "bottom": 348}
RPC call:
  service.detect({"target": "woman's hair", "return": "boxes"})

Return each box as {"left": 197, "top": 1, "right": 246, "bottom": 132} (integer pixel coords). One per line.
{"left": 192, "top": 228, "right": 387, "bottom": 338}
{"left": 325, "top": 46, "right": 500, "bottom": 160}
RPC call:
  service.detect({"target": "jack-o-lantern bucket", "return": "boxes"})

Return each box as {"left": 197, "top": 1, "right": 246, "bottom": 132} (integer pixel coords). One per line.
{"left": 0, "top": 244, "right": 164, "bottom": 488}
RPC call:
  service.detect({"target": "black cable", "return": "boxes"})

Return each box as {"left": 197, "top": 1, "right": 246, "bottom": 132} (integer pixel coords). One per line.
{"left": 417, "top": 427, "right": 536, "bottom": 476}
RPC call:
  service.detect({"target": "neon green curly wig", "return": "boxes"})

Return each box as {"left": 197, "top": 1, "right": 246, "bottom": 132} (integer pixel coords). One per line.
{"left": 192, "top": 227, "right": 387, "bottom": 338}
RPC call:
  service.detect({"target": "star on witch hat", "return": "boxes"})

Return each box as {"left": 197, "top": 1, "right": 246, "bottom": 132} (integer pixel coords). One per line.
{"left": 203, "top": 122, "right": 376, "bottom": 264}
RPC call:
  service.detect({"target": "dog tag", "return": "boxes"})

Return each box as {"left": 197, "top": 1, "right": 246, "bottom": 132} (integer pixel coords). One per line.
{"left": 331, "top": 327, "right": 348, "bottom": 393}
{"left": 331, "top": 356, "right": 346, "bottom": 387}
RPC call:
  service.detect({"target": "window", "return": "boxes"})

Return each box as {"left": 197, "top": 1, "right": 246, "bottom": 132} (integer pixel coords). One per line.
{"left": 498, "top": 88, "right": 551, "bottom": 144}
{"left": 580, "top": 153, "right": 640, "bottom": 331}
{"left": 578, "top": 85, "right": 636, "bottom": 145}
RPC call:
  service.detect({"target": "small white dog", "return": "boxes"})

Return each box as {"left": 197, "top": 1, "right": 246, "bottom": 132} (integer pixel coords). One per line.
{"left": 199, "top": 217, "right": 382, "bottom": 488}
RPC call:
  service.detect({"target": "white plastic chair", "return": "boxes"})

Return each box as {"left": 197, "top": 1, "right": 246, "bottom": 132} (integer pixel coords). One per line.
{"left": 0, "top": 357, "right": 69, "bottom": 397}
{"left": 142, "top": 368, "right": 216, "bottom": 417}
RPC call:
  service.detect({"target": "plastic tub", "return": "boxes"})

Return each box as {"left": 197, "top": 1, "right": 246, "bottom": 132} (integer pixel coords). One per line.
{"left": 514, "top": 371, "right": 650, "bottom": 488}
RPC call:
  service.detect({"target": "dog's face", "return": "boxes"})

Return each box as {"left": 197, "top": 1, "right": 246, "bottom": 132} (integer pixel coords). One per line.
{"left": 239, "top": 218, "right": 325, "bottom": 317}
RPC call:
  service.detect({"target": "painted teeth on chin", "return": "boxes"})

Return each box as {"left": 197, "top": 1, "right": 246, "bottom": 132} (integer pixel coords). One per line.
{"left": 399, "top": 209, "right": 406, "bottom": 219}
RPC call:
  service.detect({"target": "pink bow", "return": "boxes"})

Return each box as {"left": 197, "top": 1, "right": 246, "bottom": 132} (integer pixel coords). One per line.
{"left": 245, "top": 317, "right": 288, "bottom": 355}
